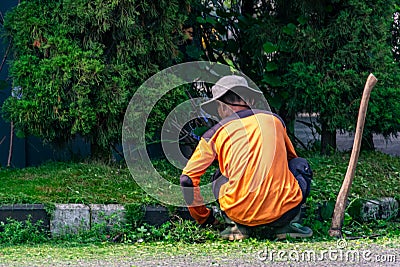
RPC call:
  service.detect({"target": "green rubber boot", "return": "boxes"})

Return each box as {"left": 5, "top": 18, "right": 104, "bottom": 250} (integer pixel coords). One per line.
{"left": 273, "top": 210, "right": 313, "bottom": 240}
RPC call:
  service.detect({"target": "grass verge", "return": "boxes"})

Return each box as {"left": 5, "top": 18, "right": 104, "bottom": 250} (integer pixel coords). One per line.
{"left": 0, "top": 161, "right": 150, "bottom": 204}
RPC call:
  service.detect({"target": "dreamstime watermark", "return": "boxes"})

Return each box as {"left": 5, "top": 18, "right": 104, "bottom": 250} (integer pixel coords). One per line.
{"left": 257, "top": 239, "right": 397, "bottom": 263}
{"left": 122, "top": 61, "right": 272, "bottom": 207}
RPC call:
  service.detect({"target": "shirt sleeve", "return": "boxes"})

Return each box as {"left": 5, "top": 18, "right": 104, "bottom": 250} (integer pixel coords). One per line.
{"left": 180, "top": 137, "right": 217, "bottom": 225}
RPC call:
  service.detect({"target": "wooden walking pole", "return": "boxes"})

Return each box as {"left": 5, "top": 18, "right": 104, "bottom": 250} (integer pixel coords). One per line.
{"left": 329, "top": 73, "right": 378, "bottom": 238}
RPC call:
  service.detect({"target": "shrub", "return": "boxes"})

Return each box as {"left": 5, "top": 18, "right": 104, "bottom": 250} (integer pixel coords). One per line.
{"left": 1, "top": 0, "right": 191, "bottom": 159}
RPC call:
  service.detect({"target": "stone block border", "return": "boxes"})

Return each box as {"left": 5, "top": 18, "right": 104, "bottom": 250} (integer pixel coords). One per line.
{"left": 0, "top": 204, "right": 191, "bottom": 236}
{"left": 1, "top": 199, "right": 398, "bottom": 237}
{"left": 0, "top": 204, "right": 50, "bottom": 229}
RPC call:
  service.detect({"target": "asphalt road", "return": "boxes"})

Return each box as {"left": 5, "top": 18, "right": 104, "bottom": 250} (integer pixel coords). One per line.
{"left": 294, "top": 116, "right": 400, "bottom": 156}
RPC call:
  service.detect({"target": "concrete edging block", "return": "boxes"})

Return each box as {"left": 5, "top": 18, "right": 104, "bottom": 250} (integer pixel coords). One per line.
{"left": 0, "top": 204, "right": 50, "bottom": 228}
{"left": 142, "top": 205, "right": 170, "bottom": 226}
{"left": 89, "top": 204, "right": 125, "bottom": 229}
{"left": 50, "top": 204, "right": 90, "bottom": 236}
{"left": 142, "top": 206, "right": 193, "bottom": 226}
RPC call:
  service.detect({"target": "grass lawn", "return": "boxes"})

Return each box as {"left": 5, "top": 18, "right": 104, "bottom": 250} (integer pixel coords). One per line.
{"left": 1, "top": 150, "right": 399, "bottom": 205}
{"left": 0, "top": 161, "right": 148, "bottom": 204}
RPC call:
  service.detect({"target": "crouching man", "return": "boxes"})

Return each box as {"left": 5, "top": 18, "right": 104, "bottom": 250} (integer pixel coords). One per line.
{"left": 180, "top": 75, "right": 313, "bottom": 240}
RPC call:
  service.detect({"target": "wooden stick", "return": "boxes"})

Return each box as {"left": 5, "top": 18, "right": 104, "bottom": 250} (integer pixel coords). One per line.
{"left": 0, "top": 136, "right": 5, "bottom": 146}
{"left": 7, "top": 121, "right": 14, "bottom": 167}
{"left": 329, "top": 73, "right": 378, "bottom": 237}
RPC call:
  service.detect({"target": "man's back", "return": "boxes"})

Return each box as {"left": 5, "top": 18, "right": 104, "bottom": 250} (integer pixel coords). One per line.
{"left": 183, "top": 110, "right": 303, "bottom": 226}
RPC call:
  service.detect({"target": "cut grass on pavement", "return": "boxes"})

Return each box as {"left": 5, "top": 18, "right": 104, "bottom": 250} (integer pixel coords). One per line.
{"left": 0, "top": 236, "right": 399, "bottom": 266}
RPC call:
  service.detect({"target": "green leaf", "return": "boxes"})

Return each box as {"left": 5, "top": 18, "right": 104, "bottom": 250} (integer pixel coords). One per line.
{"left": 193, "top": 126, "right": 209, "bottom": 137}
{"left": 265, "top": 62, "right": 278, "bottom": 72}
{"left": 196, "top": 17, "right": 206, "bottom": 24}
{"left": 262, "top": 42, "right": 278, "bottom": 54}
{"left": 267, "top": 95, "right": 283, "bottom": 110}
{"left": 346, "top": 198, "right": 363, "bottom": 220}
{"left": 262, "top": 73, "right": 281, "bottom": 87}
{"left": 344, "top": 212, "right": 353, "bottom": 226}
{"left": 279, "top": 42, "right": 293, "bottom": 53}
{"left": 282, "top": 23, "right": 296, "bottom": 36}
{"left": 15, "top": 129, "right": 26, "bottom": 139}
{"left": 205, "top": 17, "right": 217, "bottom": 25}
{"left": 224, "top": 58, "right": 236, "bottom": 72}
{"left": 320, "top": 200, "right": 335, "bottom": 221}
{"left": 297, "top": 16, "right": 308, "bottom": 25}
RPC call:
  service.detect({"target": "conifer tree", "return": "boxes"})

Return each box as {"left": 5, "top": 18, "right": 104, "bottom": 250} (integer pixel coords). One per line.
{"left": 2, "top": 0, "right": 191, "bottom": 158}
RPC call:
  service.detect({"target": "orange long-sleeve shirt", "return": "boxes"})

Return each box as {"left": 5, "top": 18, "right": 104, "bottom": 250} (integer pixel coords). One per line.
{"left": 181, "top": 109, "right": 302, "bottom": 226}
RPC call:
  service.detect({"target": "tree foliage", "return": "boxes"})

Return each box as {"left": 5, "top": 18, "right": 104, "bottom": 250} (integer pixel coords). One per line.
{"left": 1, "top": 0, "right": 190, "bottom": 157}
{"left": 284, "top": 0, "right": 400, "bottom": 151}
{"left": 193, "top": 0, "right": 400, "bottom": 153}
{"left": 2, "top": 0, "right": 399, "bottom": 157}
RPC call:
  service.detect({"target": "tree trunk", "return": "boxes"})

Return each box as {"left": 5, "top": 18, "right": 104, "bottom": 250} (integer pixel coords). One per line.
{"left": 238, "top": 0, "right": 255, "bottom": 74}
{"left": 91, "top": 142, "right": 111, "bottom": 162}
{"left": 321, "top": 122, "right": 336, "bottom": 155}
{"left": 279, "top": 108, "right": 296, "bottom": 140}
{"left": 361, "top": 131, "right": 375, "bottom": 151}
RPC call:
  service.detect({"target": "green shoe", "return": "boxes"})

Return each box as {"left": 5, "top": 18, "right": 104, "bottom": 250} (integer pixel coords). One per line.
{"left": 220, "top": 223, "right": 250, "bottom": 241}
{"left": 274, "top": 222, "right": 313, "bottom": 240}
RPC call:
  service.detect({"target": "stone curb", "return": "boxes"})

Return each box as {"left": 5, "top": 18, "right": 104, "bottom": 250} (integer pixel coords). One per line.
{"left": 315, "top": 197, "right": 399, "bottom": 222}
{"left": 0, "top": 204, "right": 191, "bottom": 236}
{"left": 1, "top": 199, "right": 398, "bottom": 236}
{"left": 0, "top": 204, "right": 50, "bottom": 229}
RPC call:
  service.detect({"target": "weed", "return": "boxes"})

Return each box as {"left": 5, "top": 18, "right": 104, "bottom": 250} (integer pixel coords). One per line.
{"left": 118, "top": 218, "right": 219, "bottom": 244}
{"left": 124, "top": 203, "right": 146, "bottom": 227}
{"left": 0, "top": 216, "right": 49, "bottom": 245}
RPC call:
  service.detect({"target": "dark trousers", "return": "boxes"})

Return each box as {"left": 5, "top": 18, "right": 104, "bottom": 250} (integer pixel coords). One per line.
{"left": 211, "top": 157, "right": 312, "bottom": 227}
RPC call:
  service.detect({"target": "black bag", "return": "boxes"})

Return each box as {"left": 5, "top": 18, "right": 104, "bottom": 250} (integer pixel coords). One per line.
{"left": 289, "top": 157, "right": 313, "bottom": 202}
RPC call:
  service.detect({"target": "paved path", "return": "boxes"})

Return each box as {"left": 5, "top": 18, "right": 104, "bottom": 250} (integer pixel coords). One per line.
{"left": 1, "top": 240, "right": 399, "bottom": 267}
{"left": 295, "top": 116, "right": 400, "bottom": 156}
